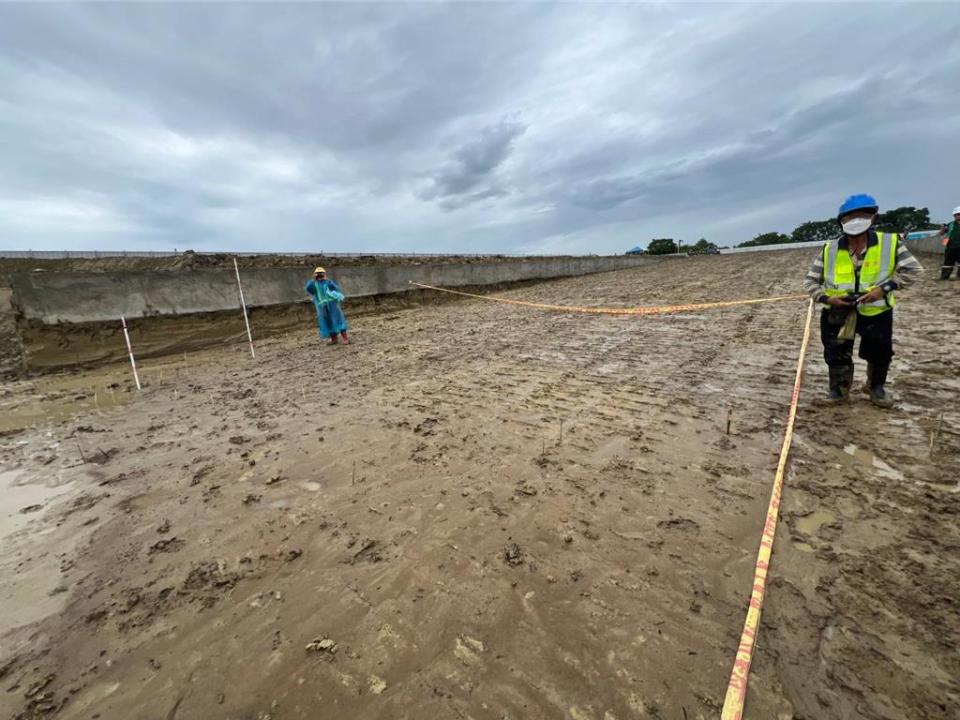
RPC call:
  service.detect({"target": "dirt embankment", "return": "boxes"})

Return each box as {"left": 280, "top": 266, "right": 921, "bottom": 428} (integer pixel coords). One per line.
{"left": 0, "top": 282, "right": 24, "bottom": 378}
{"left": 0, "top": 251, "right": 575, "bottom": 275}
{"left": 0, "top": 249, "right": 957, "bottom": 720}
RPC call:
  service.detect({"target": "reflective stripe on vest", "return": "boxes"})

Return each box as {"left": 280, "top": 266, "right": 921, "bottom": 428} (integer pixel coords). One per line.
{"left": 822, "top": 232, "right": 898, "bottom": 315}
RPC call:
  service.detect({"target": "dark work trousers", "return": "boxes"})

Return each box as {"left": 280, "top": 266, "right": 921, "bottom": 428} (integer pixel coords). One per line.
{"left": 820, "top": 308, "right": 894, "bottom": 368}
{"left": 942, "top": 245, "right": 960, "bottom": 279}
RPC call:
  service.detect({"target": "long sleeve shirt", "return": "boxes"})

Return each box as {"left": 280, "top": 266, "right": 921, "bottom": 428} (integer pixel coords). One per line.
{"left": 803, "top": 232, "right": 923, "bottom": 303}
{"left": 945, "top": 221, "right": 960, "bottom": 250}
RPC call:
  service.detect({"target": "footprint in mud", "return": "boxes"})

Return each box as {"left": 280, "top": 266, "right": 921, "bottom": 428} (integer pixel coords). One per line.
{"left": 191, "top": 464, "right": 215, "bottom": 485}
{"left": 656, "top": 517, "right": 700, "bottom": 533}
{"left": 348, "top": 539, "right": 383, "bottom": 564}
{"left": 413, "top": 417, "right": 440, "bottom": 436}
{"left": 185, "top": 561, "right": 237, "bottom": 589}
{"left": 62, "top": 493, "right": 105, "bottom": 517}
{"left": 148, "top": 537, "right": 184, "bottom": 555}
{"left": 502, "top": 543, "right": 525, "bottom": 566}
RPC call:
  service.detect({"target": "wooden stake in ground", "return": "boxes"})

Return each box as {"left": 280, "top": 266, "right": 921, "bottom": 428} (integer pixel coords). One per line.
{"left": 929, "top": 411, "right": 944, "bottom": 457}
{"left": 233, "top": 257, "right": 256, "bottom": 359}
{"left": 120, "top": 315, "right": 142, "bottom": 390}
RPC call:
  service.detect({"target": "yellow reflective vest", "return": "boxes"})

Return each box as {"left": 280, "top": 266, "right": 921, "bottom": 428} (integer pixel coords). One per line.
{"left": 822, "top": 232, "right": 898, "bottom": 316}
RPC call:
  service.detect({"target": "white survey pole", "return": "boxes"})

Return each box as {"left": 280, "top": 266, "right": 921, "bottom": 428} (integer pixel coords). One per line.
{"left": 120, "top": 315, "right": 141, "bottom": 390}
{"left": 233, "top": 257, "right": 256, "bottom": 359}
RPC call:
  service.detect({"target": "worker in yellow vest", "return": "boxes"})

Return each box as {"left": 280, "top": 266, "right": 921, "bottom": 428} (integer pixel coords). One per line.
{"left": 803, "top": 194, "right": 923, "bottom": 407}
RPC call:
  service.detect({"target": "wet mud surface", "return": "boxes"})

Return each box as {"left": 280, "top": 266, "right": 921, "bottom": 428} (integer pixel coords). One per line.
{"left": 1, "top": 250, "right": 957, "bottom": 719}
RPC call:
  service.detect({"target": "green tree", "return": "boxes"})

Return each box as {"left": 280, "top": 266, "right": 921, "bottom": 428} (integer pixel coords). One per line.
{"left": 791, "top": 220, "right": 836, "bottom": 244}
{"left": 687, "top": 238, "right": 719, "bottom": 254}
{"left": 737, "top": 232, "right": 791, "bottom": 248}
{"left": 874, "top": 206, "right": 939, "bottom": 234}
{"left": 646, "top": 238, "right": 677, "bottom": 255}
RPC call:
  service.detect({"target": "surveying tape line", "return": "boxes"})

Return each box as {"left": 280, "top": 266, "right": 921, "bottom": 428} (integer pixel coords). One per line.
{"left": 408, "top": 281, "right": 807, "bottom": 316}
{"left": 721, "top": 298, "right": 814, "bottom": 720}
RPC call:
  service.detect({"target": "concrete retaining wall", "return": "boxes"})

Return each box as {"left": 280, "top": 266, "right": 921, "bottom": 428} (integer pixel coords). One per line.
{"left": 906, "top": 233, "right": 946, "bottom": 256}
{"left": 10, "top": 256, "right": 657, "bottom": 324}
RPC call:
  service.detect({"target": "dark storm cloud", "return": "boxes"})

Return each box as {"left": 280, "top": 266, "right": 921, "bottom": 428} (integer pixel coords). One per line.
{"left": 419, "top": 120, "right": 527, "bottom": 205}
{"left": 0, "top": 2, "right": 958, "bottom": 253}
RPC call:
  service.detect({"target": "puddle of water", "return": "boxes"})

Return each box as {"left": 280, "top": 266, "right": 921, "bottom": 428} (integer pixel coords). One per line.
{"left": 0, "top": 468, "right": 74, "bottom": 540}
{"left": 1, "top": 466, "right": 75, "bottom": 631}
{"left": 0, "top": 350, "right": 210, "bottom": 434}
{"left": 0, "top": 386, "right": 132, "bottom": 434}
{"left": 838, "top": 444, "right": 904, "bottom": 481}
{"left": 796, "top": 508, "right": 837, "bottom": 536}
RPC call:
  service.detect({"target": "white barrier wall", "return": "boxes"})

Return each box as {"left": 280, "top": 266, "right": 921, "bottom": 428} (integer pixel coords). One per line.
{"left": 10, "top": 255, "right": 660, "bottom": 325}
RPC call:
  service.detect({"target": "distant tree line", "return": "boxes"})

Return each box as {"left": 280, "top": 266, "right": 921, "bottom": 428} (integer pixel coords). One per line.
{"left": 646, "top": 237, "right": 719, "bottom": 255}
{"left": 641, "top": 206, "right": 942, "bottom": 254}
{"left": 736, "top": 206, "right": 941, "bottom": 248}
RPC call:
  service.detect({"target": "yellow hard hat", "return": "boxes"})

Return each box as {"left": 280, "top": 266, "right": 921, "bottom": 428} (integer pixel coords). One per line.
{"left": 313, "top": 266, "right": 326, "bottom": 274}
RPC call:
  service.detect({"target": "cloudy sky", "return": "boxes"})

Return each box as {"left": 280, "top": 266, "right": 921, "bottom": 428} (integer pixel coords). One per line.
{"left": 1, "top": 2, "right": 958, "bottom": 254}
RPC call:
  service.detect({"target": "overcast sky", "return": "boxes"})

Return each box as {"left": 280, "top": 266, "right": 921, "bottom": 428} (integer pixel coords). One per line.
{"left": 1, "top": 2, "right": 958, "bottom": 254}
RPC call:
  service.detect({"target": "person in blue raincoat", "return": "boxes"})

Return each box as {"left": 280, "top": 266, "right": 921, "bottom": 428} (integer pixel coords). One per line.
{"left": 305, "top": 267, "right": 350, "bottom": 345}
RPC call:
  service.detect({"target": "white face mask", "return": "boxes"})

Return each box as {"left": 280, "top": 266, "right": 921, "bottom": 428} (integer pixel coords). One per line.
{"left": 841, "top": 217, "right": 872, "bottom": 236}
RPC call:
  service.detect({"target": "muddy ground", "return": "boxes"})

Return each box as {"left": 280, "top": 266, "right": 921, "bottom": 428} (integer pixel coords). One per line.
{"left": 1, "top": 249, "right": 957, "bottom": 720}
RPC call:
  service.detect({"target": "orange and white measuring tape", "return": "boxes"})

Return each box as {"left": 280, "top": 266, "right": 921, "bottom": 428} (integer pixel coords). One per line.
{"left": 408, "top": 281, "right": 806, "bottom": 316}
{"left": 721, "top": 298, "right": 814, "bottom": 719}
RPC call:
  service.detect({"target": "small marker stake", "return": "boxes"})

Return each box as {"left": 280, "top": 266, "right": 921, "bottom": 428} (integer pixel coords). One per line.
{"left": 234, "top": 257, "right": 256, "bottom": 359}
{"left": 121, "top": 315, "right": 141, "bottom": 390}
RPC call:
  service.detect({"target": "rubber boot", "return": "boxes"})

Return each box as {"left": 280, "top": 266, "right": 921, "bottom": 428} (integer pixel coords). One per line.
{"left": 340, "top": 331, "right": 350, "bottom": 345}
{"left": 825, "top": 366, "right": 851, "bottom": 402}
{"left": 867, "top": 362, "right": 894, "bottom": 408}
{"left": 329, "top": 334, "right": 339, "bottom": 346}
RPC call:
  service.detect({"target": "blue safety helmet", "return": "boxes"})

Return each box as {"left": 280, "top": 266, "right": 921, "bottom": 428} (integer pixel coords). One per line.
{"left": 837, "top": 194, "right": 879, "bottom": 220}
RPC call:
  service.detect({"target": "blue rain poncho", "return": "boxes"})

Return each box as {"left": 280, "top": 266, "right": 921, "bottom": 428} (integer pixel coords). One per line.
{"left": 305, "top": 278, "right": 349, "bottom": 338}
